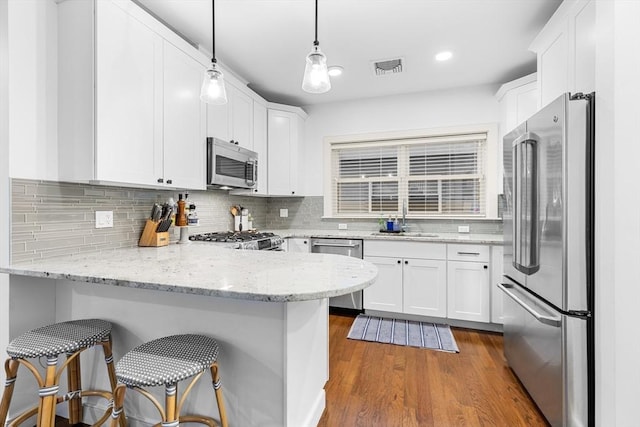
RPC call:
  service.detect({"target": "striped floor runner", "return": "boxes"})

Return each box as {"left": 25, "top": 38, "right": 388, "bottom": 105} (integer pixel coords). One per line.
{"left": 347, "top": 315, "right": 459, "bottom": 353}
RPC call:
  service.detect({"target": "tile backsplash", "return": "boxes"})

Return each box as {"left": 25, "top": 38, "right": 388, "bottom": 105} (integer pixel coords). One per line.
{"left": 11, "top": 179, "right": 502, "bottom": 263}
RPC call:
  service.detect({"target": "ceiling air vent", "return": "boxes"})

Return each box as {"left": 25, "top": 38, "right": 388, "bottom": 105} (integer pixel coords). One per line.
{"left": 372, "top": 58, "right": 404, "bottom": 76}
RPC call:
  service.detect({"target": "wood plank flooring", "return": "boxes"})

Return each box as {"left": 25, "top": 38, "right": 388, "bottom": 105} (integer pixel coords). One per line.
{"left": 55, "top": 313, "right": 548, "bottom": 427}
{"left": 317, "top": 313, "right": 549, "bottom": 427}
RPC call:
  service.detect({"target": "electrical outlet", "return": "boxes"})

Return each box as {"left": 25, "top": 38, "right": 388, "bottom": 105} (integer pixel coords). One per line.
{"left": 279, "top": 209, "right": 289, "bottom": 218}
{"left": 338, "top": 223, "right": 348, "bottom": 230}
{"left": 95, "top": 211, "right": 113, "bottom": 228}
{"left": 458, "top": 225, "right": 470, "bottom": 233}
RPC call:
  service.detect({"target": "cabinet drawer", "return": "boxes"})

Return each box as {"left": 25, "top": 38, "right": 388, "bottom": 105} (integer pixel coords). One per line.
{"left": 447, "top": 244, "right": 490, "bottom": 262}
{"left": 363, "top": 240, "right": 446, "bottom": 260}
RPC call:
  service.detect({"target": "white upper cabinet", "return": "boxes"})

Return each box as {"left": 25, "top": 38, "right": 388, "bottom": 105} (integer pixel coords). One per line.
{"left": 267, "top": 106, "right": 306, "bottom": 196}
{"left": 530, "top": 0, "right": 595, "bottom": 108}
{"left": 162, "top": 41, "right": 206, "bottom": 189}
{"left": 206, "top": 83, "right": 254, "bottom": 150}
{"left": 58, "top": 0, "right": 206, "bottom": 189}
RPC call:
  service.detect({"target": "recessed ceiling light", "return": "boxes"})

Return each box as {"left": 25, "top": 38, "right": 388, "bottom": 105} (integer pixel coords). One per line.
{"left": 328, "top": 66, "right": 344, "bottom": 77}
{"left": 435, "top": 51, "right": 453, "bottom": 62}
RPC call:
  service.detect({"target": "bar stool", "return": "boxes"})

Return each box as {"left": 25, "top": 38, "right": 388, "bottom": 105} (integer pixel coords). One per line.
{"left": 0, "top": 319, "right": 123, "bottom": 427}
{"left": 109, "top": 334, "right": 228, "bottom": 427}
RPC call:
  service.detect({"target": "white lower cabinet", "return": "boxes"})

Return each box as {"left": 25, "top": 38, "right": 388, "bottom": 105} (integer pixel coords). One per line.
{"left": 402, "top": 258, "right": 447, "bottom": 317}
{"left": 363, "top": 241, "right": 447, "bottom": 317}
{"left": 447, "top": 261, "right": 490, "bottom": 322}
{"left": 285, "top": 238, "right": 309, "bottom": 253}
{"left": 363, "top": 256, "right": 403, "bottom": 313}
{"left": 364, "top": 240, "right": 499, "bottom": 327}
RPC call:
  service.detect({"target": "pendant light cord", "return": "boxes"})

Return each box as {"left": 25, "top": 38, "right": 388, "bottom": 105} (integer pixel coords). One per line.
{"left": 314, "top": 0, "right": 319, "bottom": 46}
{"left": 211, "top": 0, "right": 216, "bottom": 64}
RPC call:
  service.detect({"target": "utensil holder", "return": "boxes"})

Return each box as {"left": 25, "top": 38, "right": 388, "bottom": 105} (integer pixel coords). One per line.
{"left": 139, "top": 219, "right": 170, "bottom": 247}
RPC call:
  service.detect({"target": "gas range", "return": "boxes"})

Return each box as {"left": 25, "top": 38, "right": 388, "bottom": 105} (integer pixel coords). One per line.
{"left": 189, "top": 231, "right": 283, "bottom": 251}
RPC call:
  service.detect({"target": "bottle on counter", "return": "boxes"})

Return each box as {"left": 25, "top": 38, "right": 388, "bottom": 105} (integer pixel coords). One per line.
{"left": 187, "top": 203, "right": 199, "bottom": 226}
{"left": 386, "top": 215, "right": 394, "bottom": 231}
{"left": 176, "top": 194, "right": 187, "bottom": 227}
{"left": 393, "top": 216, "right": 400, "bottom": 232}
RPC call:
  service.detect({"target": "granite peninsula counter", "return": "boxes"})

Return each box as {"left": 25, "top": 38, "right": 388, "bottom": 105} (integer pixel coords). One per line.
{"left": 1, "top": 246, "right": 377, "bottom": 427}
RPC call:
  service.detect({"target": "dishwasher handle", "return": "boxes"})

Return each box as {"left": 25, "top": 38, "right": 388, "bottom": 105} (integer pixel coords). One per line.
{"left": 498, "top": 283, "right": 561, "bottom": 327}
{"left": 311, "top": 242, "right": 360, "bottom": 248}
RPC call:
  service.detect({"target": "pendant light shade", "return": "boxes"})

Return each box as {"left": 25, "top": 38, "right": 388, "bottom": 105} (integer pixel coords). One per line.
{"left": 201, "top": 62, "right": 227, "bottom": 105}
{"left": 302, "top": 0, "right": 331, "bottom": 94}
{"left": 200, "top": 0, "right": 227, "bottom": 104}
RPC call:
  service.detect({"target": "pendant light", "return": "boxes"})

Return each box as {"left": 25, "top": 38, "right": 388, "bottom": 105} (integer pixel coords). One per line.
{"left": 200, "top": 0, "right": 227, "bottom": 104}
{"left": 302, "top": 0, "right": 331, "bottom": 94}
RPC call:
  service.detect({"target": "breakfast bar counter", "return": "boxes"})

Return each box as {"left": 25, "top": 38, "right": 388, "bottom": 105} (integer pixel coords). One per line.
{"left": 1, "top": 246, "right": 377, "bottom": 427}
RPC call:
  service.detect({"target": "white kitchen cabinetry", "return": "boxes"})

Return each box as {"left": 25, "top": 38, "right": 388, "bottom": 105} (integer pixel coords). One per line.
{"left": 447, "top": 244, "right": 490, "bottom": 323}
{"left": 495, "top": 74, "right": 538, "bottom": 193}
{"left": 530, "top": 0, "right": 595, "bottom": 107}
{"left": 58, "top": 0, "right": 206, "bottom": 189}
{"left": 363, "top": 241, "right": 447, "bottom": 317}
{"left": 206, "top": 83, "right": 254, "bottom": 149}
{"left": 285, "top": 238, "right": 309, "bottom": 253}
{"left": 267, "top": 106, "right": 307, "bottom": 196}
{"left": 490, "top": 245, "right": 504, "bottom": 324}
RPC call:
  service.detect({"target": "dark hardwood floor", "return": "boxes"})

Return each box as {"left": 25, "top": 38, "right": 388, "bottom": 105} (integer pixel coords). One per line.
{"left": 55, "top": 313, "right": 548, "bottom": 427}
{"left": 317, "top": 313, "right": 549, "bottom": 427}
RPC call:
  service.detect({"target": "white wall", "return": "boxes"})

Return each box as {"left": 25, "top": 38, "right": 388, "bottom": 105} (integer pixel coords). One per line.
{"left": 301, "top": 84, "right": 501, "bottom": 196}
{"left": 8, "top": 0, "right": 58, "bottom": 180}
{"left": 1, "top": 0, "right": 10, "bottom": 361}
{"left": 594, "top": 1, "right": 640, "bottom": 425}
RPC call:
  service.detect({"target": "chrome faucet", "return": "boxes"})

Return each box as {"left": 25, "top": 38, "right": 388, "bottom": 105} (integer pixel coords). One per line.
{"left": 401, "top": 199, "right": 408, "bottom": 231}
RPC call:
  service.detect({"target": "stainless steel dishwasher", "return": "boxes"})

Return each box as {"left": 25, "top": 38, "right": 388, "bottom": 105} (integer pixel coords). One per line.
{"left": 310, "top": 238, "right": 363, "bottom": 310}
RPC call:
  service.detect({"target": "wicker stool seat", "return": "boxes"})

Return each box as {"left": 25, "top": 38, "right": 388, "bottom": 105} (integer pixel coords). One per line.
{"left": 0, "top": 319, "right": 123, "bottom": 427}
{"left": 110, "top": 334, "right": 228, "bottom": 427}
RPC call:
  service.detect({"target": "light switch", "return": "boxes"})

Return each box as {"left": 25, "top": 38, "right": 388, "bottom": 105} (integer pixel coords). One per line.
{"left": 279, "top": 209, "right": 289, "bottom": 218}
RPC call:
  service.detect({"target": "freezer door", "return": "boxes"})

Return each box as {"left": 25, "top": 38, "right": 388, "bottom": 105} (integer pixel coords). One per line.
{"left": 500, "top": 280, "right": 588, "bottom": 427}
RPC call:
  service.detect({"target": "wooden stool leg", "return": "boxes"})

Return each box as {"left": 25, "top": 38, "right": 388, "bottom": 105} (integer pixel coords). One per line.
{"left": 163, "top": 383, "right": 179, "bottom": 427}
{"left": 109, "top": 384, "right": 126, "bottom": 427}
{"left": 0, "top": 359, "right": 20, "bottom": 425}
{"left": 66, "top": 352, "right": 83, "bottom": 424}
{"left": 210, "top": 363, "right": 228, "bottom": 427}
{"left": 101, "top": 336, "right": 126, "bottom": 427}
{"left": 37, "top": 356, "right": 59, "bottom": 427}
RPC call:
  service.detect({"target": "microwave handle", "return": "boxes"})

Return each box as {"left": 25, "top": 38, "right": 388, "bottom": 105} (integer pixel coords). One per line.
{"left": 206, "top": 138, "right": 213, "bottom": 183}
{"left": 245, "top": 159, "right": 257, "bottom": 186}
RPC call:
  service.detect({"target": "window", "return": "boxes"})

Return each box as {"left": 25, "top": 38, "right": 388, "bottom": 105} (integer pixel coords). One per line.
{"left": 324, "top": 126, "right": 498, "bottom": 218}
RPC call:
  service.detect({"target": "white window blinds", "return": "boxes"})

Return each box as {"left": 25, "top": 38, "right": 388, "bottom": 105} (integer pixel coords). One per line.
{"left": 329, "top": 134, "right": 487, "bottom": 217}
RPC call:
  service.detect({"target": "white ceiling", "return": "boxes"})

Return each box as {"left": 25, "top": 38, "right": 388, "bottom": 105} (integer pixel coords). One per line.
{"left": 136, "top": 0, "right": 562, "bottom": 107}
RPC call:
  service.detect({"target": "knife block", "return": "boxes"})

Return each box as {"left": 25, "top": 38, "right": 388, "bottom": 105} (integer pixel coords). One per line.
{"left": 139, "top": 219, "right": 170, "bottom": 247}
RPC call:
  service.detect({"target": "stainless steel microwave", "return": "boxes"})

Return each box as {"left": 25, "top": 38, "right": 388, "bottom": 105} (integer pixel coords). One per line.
{"left": 207, "top": 137, "right": 258, "bottom": 190}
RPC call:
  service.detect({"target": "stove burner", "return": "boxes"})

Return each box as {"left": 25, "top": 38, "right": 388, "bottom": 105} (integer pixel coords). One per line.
{"left": 188, "top": 231, "right": 282, "bottom": 250}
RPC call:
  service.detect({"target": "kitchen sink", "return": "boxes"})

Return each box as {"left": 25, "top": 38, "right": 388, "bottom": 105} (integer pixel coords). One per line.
{"left": 371, "top": 232, "right": 440, "bottom": 238}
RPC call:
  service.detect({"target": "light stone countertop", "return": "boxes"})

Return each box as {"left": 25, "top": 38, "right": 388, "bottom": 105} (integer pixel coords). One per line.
{"left": 0, "top": 244, "right": 378, "bottom": 303}
{"left": 274, "top": 229, "right": 504, "bottom": 245}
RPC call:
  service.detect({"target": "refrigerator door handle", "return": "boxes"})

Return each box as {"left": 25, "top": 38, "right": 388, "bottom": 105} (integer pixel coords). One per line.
{"left": 498, "top": 283, "right": 561, "bottom": 327}
{"left": 512, "top": 132, "right": 540, "bottom": 275}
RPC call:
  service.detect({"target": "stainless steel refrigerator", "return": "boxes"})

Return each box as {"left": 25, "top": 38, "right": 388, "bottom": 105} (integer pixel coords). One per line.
{"left": 500, "top": 92, "right": 594, "bottom": 427}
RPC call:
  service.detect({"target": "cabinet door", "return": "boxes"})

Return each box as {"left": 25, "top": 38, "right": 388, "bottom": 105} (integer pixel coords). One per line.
{"left": 403, "top": 259, "right": 447, "bottom": 318}
{"left": 286, "top": 238, "right": 309, "bottom": 253}
{"left": 447, "top": 261, "right": 490, "bottom": 322}
{"left": 229, "top": 85, "right": 253, "bottom": 149}
{"left": 252, "top": 102, "right": 268, "bottom": 195}
{"left": 490, "top": 245, "right": 504, "bottom": 324}
{"left": 162, "top": 41, "right": 206, "bottom": 190}
{"left": 207, "top": 96, "right": 230, "bottom": 141}
{"left": 363, "top": 256, "right": 403, "bottom": 313}
{"left": 267, "top": 110, "right": 298, "bottom": 196}
{"left": 95, "top": 0, "right": 162, "bottom": 185}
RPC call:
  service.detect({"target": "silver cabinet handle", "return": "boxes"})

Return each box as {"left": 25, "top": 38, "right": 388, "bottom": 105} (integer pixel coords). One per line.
{"left": 498, "top": 283, "right": 561, "bottom": 327}
{"left": 457, "top": 251, "right": 480, "bottom": 256}
{"left": 312, "top": 242, "right": 360, "bottom": 248}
